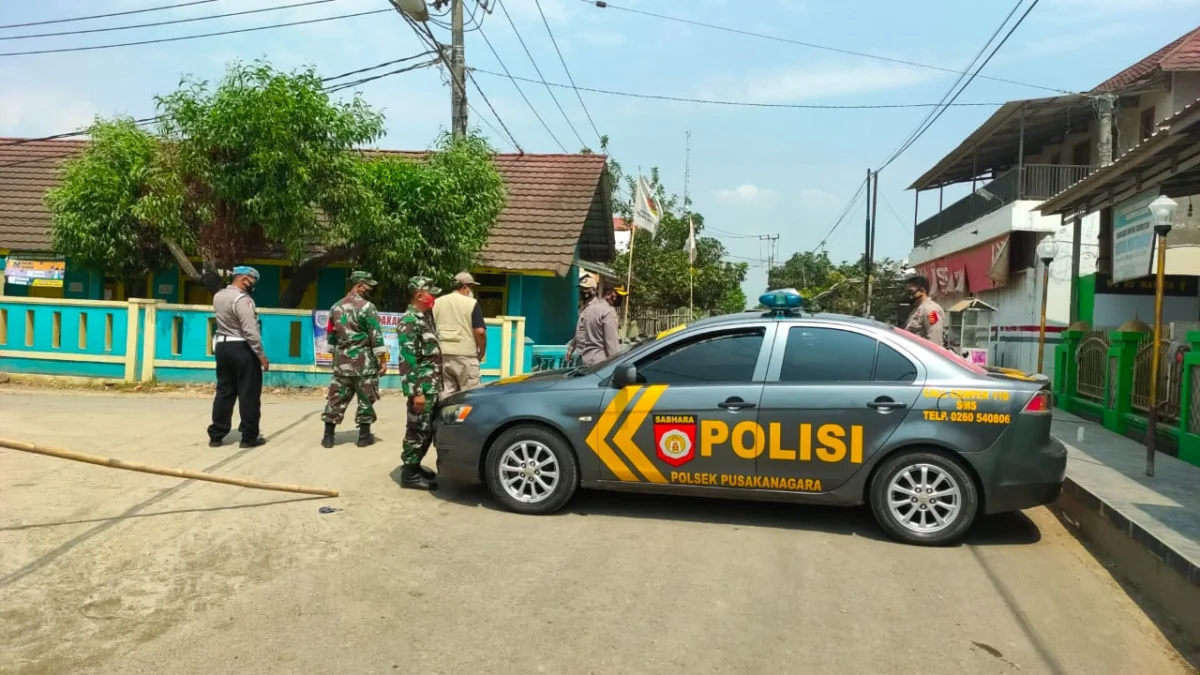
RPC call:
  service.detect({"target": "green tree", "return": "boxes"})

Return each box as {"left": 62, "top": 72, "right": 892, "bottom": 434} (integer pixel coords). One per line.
{"left": 46, "top": 118, "right": 170, "bottom": 296}
{"left": 358, "top": 131, "right": 507, "bottom": 306}
{"left": 768, "top": 250, "right": 908, "bottom": 321}
{"left": 138, "top": 60, "right": 386, "bottom": 302}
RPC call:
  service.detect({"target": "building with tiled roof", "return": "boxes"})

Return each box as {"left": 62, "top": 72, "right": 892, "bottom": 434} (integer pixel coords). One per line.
{"left": 0, "top": 138, "right": 616, "bottom": 345}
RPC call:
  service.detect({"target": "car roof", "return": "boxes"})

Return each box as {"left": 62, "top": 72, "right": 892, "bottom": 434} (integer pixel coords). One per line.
{"left": 691, "top": 310, "right": 894, "bottom": 332}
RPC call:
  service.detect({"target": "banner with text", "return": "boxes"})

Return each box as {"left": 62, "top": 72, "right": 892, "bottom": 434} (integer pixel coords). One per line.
{"left": 312, "top": 310, "right": 402, "bottom": 368}
{"left": 4, "top": 255, "right": 66, "bottom": 287}
{"left": 1112, "top": 189, "right": 1157, "bottom": 283}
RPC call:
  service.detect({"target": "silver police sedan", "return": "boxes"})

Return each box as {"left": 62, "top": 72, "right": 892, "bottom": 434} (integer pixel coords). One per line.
{"left": 433, "top": 290, "right": 1066, "bottom": 546}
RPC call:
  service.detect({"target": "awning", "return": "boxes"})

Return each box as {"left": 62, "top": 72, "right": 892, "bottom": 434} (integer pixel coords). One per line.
{"left": 948, "top": 298, "right": 999, "bottom": 312}
{"left": 575, "top": 259, "right": 621, "bottom": 280}
{"left": 917, "top": 235, "right": 1010, "bottom": 298}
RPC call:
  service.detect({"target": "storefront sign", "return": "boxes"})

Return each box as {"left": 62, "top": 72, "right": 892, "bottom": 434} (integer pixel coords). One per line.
{"left": 1094, "top": 272, "right": 1198, "bottom": 297}
{"left": 312, "top": 309, "right": 403, "bottom": 368}
{"left": 4, "top": 254, "right": 66, "bottom": 287}
{"left": 1112, "top": 190, "right": 1157, "bottom": 282}
{"left": 918, "top": 236, "right": 1010, "bottom": 298}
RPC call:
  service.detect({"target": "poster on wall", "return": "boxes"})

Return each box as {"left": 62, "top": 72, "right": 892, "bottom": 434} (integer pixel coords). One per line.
{"left": 1112, "top": 190, "right": 1158, "bottom": 283}
{"left": 4, "top": 254, "right": 66, "bottom": 287}
{"left": 312, "top": 309, "right": 402, "bottom": 368}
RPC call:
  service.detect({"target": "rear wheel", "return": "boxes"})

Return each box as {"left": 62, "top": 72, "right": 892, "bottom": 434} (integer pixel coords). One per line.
{"left": 868, "top": 450, "right": 979, "bottom": 546}
{"left": 484, "top": 425, "right": 579, "bottom": 515}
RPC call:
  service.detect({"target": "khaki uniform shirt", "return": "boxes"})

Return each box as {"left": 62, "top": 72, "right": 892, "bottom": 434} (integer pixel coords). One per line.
{"left": 568, "top": 297, "right": 620, "bottom": 366}
{"left": 904, "top": 296, "right": 946, "bottom": 347}
{"left": 212, "top": 285, "right": 265, "bottom": 358}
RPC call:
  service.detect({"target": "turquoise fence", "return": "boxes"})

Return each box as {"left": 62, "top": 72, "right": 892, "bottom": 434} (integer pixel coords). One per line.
{"left": 0, "top": 296, "right": 532, "bottom": 387}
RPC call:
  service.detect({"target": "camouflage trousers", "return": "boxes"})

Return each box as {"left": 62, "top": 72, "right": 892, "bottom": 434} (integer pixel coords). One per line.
{"left": 401, "top": 394, "right": 437, "bottom": 466}
{"left": 321, "top": 374, "right": 381, "bottom": 426}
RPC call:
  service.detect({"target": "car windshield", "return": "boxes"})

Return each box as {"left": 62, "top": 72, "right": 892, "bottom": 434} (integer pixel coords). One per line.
{"left": 890, "top": 326, "right": 989, "bottom": 375}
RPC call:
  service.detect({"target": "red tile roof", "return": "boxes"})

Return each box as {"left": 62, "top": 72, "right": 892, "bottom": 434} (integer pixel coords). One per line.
{"left": 0, "top": 139, "right": 614, "bottom": 276}
{"left": 613, "top": 216, "right": 630, "bottom": 231}
{"left": 1093, "top": 26, "right": 1200, "bottom": 92}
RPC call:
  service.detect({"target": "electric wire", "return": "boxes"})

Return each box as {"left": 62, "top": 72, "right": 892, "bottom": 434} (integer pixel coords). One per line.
{"left": 476, "top": 25, "right": 568, "bottom": 151}
{"left": 495, "top": 0, "right": 586, "bottom": 148}
{"left": 531, "top": 0, "right": 602, "bottom": 142}
{"left": 0, "top": 0, "right": 344, "bottom": 41}
{"left": 0, "top": 0, "right": 218, "bottom": 30}
{"left": 469, "top": 68, "right": 1003, "bottom": 109}
{"left": 0, "top": 7, "right": 391, "bottom": 57}
{"left": 323, "top": 58, "right": 440, "bottom": 93}
{"left": 576, "top": 0, "right": 1070, "bottom": 95}
{"left": 809, "top": 178, "right": 868, "bottom": 254}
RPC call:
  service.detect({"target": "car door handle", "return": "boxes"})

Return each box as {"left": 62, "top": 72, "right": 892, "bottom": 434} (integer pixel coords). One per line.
{"left": 718, "top": 398, "right": 756, "bottom": 410}
{"left": 867, "top": 399, "right": 907, "bottom": 410}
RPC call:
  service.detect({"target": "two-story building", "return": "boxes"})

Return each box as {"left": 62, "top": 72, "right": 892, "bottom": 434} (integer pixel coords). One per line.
{"left": 905, "top": 25, "right": 1200, "bottom": 379}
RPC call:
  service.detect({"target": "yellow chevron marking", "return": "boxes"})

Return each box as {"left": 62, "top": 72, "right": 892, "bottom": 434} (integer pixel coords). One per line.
{"left": 585, "top": 386, "right": 640, "bottom": 482}
{"left": 612, "top": 384, "right": 669, "bottom": 484}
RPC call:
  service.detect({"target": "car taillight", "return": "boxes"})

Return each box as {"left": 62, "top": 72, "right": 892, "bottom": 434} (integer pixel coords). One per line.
{"left": 1021, "top": 390, "right": 1051, "bottom": 414}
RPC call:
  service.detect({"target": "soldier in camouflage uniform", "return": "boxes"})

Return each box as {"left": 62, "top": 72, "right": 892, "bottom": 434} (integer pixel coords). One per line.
{"left": 321, "top": 271, "right": 389, "bottom": 449}
{"left": 396, "top": 275, "right": 443, "bottom": 490}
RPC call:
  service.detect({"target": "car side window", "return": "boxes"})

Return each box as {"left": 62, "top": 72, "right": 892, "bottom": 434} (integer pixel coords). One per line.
{"left": 636, "top": 329, "right": 765, "bottom": 385}
{"left": 874, "top": 342, "right": 918, "bottom": 383}
{"left": 778, "top": 326, "right": 876, "bottom": 383}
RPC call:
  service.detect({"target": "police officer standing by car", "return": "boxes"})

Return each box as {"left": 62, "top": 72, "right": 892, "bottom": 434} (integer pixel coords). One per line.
{"left": 207, "top": 266, "right": 269, "bottom": 448}
{"left": 902, "top": 274, "right": 946, "bottom": 347}
{"left": 565, "top": 276, "right": 620, "bottom": 366}
{"left": 396, "top": 276, "right": 443, "bottom": 491}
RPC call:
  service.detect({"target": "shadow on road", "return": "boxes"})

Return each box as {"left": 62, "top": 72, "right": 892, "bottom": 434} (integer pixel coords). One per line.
{"left": 427, "top": 480, "right": 1042, "bottom": 547}
{"left": 0, "top": 496, "right": 327, "bottom": 532}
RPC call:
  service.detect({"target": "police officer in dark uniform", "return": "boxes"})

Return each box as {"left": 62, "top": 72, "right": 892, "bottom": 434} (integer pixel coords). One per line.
{"left": 207, "top": 266, "right": 269, "bottom": 448}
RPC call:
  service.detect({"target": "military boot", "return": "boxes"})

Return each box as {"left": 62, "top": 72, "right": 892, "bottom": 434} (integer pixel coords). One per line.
{"left": 356, "top": 424, "right": 376, "bottom": 448}
{"left": 418, "top": 465, "right": 437, "bottom": 480}
{"left": 321, "top": 422, "right": 336, "bottom": 449}
{"left": 399, "top": 465, "right": 435, "bottom": 490}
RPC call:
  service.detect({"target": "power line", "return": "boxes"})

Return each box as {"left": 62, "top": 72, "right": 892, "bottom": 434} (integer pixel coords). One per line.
{"left": 876, "top": 0, "right": 1035, "bottom": 172}
{"left": 466, "top": 102, "right": 519, "bottom": 152}
{"left": 323, "top": 58, "right": 440, "bottom": 93}
{"left": 494, "top": 0, "right": 585, "bottom": 148}
{"left": 0, "top": 0, "right": 345, "bottom": 41}
{"left": 475, "top": 25, "right": 567, "bottom": 152}
{"left": 321, "top": 51, "right": 437, "bottom": 84}
{"left": 531, "top": 0, "right": 602, "bottom": 143}
{"left": 577, "top": 0, "right": 1070, "bottom": 95}
{"left": 878, "top": 190, "right": 913, "bottom": 234}
{"left": 469, "top": 68, "right": 1003, "bottom": 109}
{"left": 0, "top": 8, "right": 391, "bottom": 57}
{"left": 0, "top": 0, "right": 218, "bottom": 30}
{"left": 810, "top": 178, "right": 868, "bottom": 254}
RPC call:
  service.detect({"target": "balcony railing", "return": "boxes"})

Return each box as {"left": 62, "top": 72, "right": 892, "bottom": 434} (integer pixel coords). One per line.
{"left": 914, "top": 164, "right": 1092, "bottom": 245}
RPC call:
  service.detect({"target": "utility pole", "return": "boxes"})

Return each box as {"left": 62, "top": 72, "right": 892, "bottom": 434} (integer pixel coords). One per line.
{"left": 864, "top": 169, "right": 873, "bottom": 317}
{"left": 450, "top": 0, "right": 468, "bottom": 138}
{"left": 683, "top": 130, "right": 693, "bottom": 317}
{"left": 867, "top": 170, "right": 879, "bottom": 318}
{"left": 1096, "top": 93, "right": 1116, "bottom": 167}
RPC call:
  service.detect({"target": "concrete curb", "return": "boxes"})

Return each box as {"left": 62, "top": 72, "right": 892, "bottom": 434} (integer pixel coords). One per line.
{"left": 1054, "top": 476, "right": 1200, "bottom": 652}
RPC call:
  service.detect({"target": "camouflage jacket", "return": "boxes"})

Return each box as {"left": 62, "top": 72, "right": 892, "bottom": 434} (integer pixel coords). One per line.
{"left": 326, "top": 292, "right": 387, "bottom": 377}
{"left": 396, "top": 305, "right": 443, "bottom": 397}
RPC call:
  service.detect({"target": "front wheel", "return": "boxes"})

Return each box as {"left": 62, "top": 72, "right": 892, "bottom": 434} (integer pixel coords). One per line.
{"left": 484, "top": 425, "right": 579, "bottom": 514}
{"left": 868, "top": 450, "right": 979, "bottom": 546}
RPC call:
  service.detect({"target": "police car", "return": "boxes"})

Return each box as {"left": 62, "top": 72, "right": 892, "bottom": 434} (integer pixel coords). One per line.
{"left": 432, "top": 289, "right": 1066, "bottom": 546}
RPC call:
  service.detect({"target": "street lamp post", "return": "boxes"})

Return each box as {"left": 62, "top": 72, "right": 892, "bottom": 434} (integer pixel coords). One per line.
{"left": 1035, "top": 237, "right": 1059, "bottom": 374}
{"left": 1145, "top": 195, "right": 1179, "bottom": 478}
{"left": 389, "top": 0, "right": 429, "bottom": 21}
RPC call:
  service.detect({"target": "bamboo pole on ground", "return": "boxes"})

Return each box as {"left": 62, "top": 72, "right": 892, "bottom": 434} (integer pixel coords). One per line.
{"left": 0, "top": 438, "right": 339, "bottom": 498}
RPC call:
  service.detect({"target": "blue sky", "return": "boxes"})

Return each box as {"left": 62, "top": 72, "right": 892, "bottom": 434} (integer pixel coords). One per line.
{"left": 2, "top": 0, "right": 1199, "bottom": 299}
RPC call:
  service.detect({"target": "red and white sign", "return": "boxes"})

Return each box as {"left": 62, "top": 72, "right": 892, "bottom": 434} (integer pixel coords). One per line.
{"left": 654, "top": 414, "right": 697, "bottom": 468}
{"left": 918, "top": 235, "right": 1010, "bottom": 298}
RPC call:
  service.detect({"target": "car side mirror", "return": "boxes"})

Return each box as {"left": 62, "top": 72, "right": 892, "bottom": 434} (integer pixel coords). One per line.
{"left": 612, "top": 363, "right": 637, "bottom": 388}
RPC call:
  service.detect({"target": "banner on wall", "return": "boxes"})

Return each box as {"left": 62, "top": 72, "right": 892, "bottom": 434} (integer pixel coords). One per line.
{"left": 312, "top": 309, "right": 403, "bottom": 368}
{"left": 917, "top": 236, "right": 1010, "bottom": 298}
{"left": 1094, "top": 272, "right": 1198, "bottom": 297}
{"left": 4, "top": 254, "right": 66, "bottom": 287}
{"left": 1112, "top": 189, "right": 1157, "bottom": 283}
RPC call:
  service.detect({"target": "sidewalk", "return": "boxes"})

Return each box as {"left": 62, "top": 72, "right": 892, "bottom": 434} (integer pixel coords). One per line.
{"left": 1051, "top": 410, "right": 1200, "bottom": 653}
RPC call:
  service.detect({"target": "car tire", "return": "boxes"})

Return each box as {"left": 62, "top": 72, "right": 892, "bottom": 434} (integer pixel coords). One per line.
{"left": 868, "top": 450, "right": 979, "bottom": 546}
{"left": 484, "top": 425, "right": 579, "bottom": 515}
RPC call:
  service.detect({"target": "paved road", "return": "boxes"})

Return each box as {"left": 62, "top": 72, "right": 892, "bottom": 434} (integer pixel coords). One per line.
{"left": 0, "top": 388, "right": 1191, "bottom": 675}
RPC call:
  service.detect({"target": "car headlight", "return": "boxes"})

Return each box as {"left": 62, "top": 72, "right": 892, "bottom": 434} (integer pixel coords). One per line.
{"left": 440, "top": 404, "right": 473, "bottom": 425}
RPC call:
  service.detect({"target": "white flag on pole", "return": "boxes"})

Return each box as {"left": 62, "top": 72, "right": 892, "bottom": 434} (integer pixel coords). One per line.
{"left": 632, "top": 175, "right": 661, "bottom": 234}
{"left": 686, "top": 215, "right": 697, "bottom": 265}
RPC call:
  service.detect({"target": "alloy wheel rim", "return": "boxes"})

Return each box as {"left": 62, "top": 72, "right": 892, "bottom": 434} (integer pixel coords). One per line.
{"left": 499, "top": 440, "right": 560, "bottom": 504}
{"left": 886, "top": 463, "right": 962, "bottom": 534}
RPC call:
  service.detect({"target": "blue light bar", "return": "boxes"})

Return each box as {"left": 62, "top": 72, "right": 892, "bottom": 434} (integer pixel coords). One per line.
{"left": 759, "top": 288, "right": 805, "bottom": 310}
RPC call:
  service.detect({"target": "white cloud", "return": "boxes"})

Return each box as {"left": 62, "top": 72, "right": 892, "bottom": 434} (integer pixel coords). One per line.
{"left": 714, "top": 184, "right": 778, "bottom": 208}
{"left": 705, "top": 61, "right": 940, "bottom": 105}
{"left": 0, "top": 89, "right": 97, "bottom": 136}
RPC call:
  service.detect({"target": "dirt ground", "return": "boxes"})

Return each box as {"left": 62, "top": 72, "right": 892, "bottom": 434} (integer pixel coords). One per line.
{"left": 0, "top": 387, "right": 1194, "bottom": 675}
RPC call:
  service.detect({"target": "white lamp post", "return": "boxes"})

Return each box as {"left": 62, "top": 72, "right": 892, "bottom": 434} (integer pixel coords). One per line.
{"left": 1035, "top": 237, "right": 1059, "bottom": 374}
{"left": 1145, "top": 195, "right": 1179, "bottom": 477}
{"left": 389, "top": 0, "right": 429, "bottom": 21}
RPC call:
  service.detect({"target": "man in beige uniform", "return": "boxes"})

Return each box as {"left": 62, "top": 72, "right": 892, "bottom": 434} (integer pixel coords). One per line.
{"left": 902, "top": 274, "right": 946, "bottom": 347}
{"left": 207, "top": 265, "right": 269, "bottom": 449}
{"left": 433, "top": 271, "right": 487, "bottom": 394}
{"left": 565, "top": 276, "right": 620, "bottom": 366}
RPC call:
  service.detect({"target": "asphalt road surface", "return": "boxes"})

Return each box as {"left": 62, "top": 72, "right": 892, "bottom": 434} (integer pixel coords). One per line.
{"left": 0, "top": 388, "right": 1192, "bottom": 675}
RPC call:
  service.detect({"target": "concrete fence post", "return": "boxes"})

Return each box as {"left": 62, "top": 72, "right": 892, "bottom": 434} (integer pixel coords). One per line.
{"left": 1104, "top": 331, "right": 1145, "bottom": 433}
{"left": 1176, "top": 330, "right": 1200, "bottom": 468}
{"left": 1055, "top": 330, "right": 1083, "bottom": 410}
{"left": 123, "top": 299, "right": 142, "bottom": 383}
{"left": 499, "top": 317, "right": 514, "bottom": 380}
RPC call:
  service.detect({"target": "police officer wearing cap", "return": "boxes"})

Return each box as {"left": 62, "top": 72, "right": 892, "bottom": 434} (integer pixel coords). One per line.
{"left": 207, "top": 266, "right": 269, "bottom": 448}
